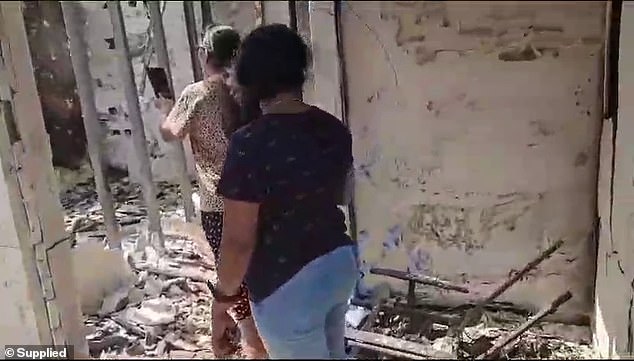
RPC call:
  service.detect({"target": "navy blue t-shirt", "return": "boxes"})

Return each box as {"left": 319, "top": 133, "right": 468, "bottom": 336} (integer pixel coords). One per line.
{"left": 217, "top": 106, "right": 354, "bottom": 302}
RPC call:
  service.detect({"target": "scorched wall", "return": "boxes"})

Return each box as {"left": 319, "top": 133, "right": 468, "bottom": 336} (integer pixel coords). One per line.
{"left": 342, "top": 1, "right": 606, "bottom": 322}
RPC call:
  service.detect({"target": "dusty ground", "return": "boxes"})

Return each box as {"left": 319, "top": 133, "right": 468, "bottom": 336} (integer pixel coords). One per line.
{"left": 58, "top": 168, "right": 597, "bottom": 359}
{"left": 59, "top": 169, "right": 245, "bottom": 359}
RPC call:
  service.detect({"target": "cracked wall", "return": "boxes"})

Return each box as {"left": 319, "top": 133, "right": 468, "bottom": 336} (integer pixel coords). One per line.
{"left": 0, "top": 1, "right": 86, "bottom": 353}
{"left": 342, "top": 1, "right": 605, "bottom": 322}
{"left": 594, "top": 1, "right": 634, "bottom": 358}
{"left": 23, "top": 1, "right": 88, "bottom": 170}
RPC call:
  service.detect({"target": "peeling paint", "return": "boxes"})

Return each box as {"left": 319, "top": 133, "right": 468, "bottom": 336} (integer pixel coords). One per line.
{"left": 343, "top": 1, "right": 604, "bottom": 319}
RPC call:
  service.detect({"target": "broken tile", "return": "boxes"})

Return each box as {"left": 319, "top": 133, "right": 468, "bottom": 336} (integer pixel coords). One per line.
{"left": 88, "top": 334, "right": 130, "bottom": 356}
{"left": 143, "top": 276, "right": 164, "bottom": 298}
{"left": 99, "top": 287, "right": 130, "bottom": 316}
{"left": 127, "top": 286, "right": 145, "bottom": 305}
{"left": 125, "top": 341, "right": 146, "bottom": 356}
{"left": 127, "top": 297, "right": 176, "bottom": 326}
{"left": 169, "top": 350, "right": 197, "bottom": 359}
{"left": 346, "top": 305, "right": 371, "bottom": 329}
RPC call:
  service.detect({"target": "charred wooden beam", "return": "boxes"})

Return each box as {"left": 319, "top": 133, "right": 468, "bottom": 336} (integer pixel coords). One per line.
{"left": 347, "top": 340, "right": 426, "bottom": 360}
{"left": 370, "top": 267, "right": 470, "bottom": 307}
{"left": 386, "top": 301, "right": 462, "bottom": 326}
{"left": 478, "top": 291, "right": 573, "bottom": 359}
{"left": 480, "top": 239, "right": 565, "bottom": 306}
{"left": 451, "top": 239, "right": 565, "bottom": 334}
{"left": 370, "top": 268, "right": 470, "bottom": 294}
{"left": 345, "top": 327, "right": 455, "bottom": 359}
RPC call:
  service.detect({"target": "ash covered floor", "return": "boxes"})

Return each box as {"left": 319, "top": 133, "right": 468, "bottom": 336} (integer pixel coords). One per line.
{"left": 58, "top": 168, "right": 597, "bottom": 359}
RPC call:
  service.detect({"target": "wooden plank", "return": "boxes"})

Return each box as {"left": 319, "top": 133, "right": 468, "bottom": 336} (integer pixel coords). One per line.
{"left": 386, "top": 301, "right": 462, "bottom": 326}
{"left": 347, "top": 340, "right": 426, "bottom": 360}
{"left": 345, "top": 328, "right": 455, "bottom": 359}
{"left": 371, "top": 267, "right": 470, "bottom": 293}
{"left": 61, "top": 1, "right": 120, "bottom": 248}
{"left": 478, "top": 291, "right": 573, "bottom": 359}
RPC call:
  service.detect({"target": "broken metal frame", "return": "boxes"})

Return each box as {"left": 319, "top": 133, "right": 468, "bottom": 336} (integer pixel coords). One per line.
{"left": 61, "top": 1, "right": 121, "bottom": 248}
{"left": 147, "top": 1, "right": 195, "bottom": 222}
{"left": 108, "top": 1, "right": 164, "bottom": 246}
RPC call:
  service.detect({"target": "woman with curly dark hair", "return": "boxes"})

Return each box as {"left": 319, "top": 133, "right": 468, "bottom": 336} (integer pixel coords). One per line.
{"left": 210, "top": 24, "right": 358, "bottom": 359}
{"left": 156, "top": 24, "right": 267, "bottom": 358}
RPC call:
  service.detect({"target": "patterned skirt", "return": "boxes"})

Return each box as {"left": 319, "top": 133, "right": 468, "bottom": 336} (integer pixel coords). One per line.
{"left": 201, "top": 211, "right": 252, "bottom": 321}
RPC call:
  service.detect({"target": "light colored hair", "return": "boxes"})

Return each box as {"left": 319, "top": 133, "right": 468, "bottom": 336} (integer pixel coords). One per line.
{"left": 200, "top": 25, "right": 241, "bottom": 67}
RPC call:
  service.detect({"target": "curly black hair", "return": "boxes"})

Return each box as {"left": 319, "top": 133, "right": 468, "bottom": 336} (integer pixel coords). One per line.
{"left": 235, "top": 24, "right": 310, "bottom": 101}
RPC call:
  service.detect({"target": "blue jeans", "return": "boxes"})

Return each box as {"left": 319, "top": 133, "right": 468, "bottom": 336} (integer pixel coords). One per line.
{"left": 250, "top": 245, "right": 359, "bottom": 359}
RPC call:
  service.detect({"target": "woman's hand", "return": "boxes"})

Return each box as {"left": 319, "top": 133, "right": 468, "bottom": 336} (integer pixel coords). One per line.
{"left": 211, "top": 299, "right": 238, "bottom": 357}
{"left": 154, "top": 96, "right": 175, "bottom": 116}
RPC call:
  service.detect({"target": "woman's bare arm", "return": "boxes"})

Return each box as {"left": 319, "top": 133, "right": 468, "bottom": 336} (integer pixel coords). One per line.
{"left": 215, "top": 199, "right": 260, "bottom": 296}
{"left": 157, "top": 86, "right": 201, "bottom": 142}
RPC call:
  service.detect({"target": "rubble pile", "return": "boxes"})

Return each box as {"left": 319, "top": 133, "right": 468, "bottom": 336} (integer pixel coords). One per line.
{"left": 59, "top": 175, "right": 246, "bottom": 359}
{"left": 348, "top": 300, "right": 596, "bottom": 360}
{"left": 60, "top": 177, "right": 189, "bottom": 237}
{"left": 82, "top": 234, "right": 225, "bottom": 359}
{"left": 59, "top": 172, "right": 597, "bottom": 359}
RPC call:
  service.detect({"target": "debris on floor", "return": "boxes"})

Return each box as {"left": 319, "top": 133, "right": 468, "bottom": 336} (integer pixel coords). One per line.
{"left": 61, "top": 176, "right": 188, "bottom": 238}
{"left": 346, "top": 298, "right": 596, "bottom": 360}
{"left": 61, "top": 176, "right": 245, "bottom": 359}
{"left": 80, "top": 229, "right": 227, "bottom": 359}
{"left": 60, "top": 174, "right": 597, "bottom": 359}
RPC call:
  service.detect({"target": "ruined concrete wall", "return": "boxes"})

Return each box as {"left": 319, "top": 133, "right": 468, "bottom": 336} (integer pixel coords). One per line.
{"left": 210, "top": 1, "right": 258, "bottom": 31}
{"left": 0, "top": 156, "right": 42, "bottom": 345}
{"left": 76, "top": 1, "right": 258, "bottom": 182}
{"left": 342, "top": 1, "right": 605, "bottom": 321}
{"left": 594, "top": 2, "right": 634, "bottom": 357}
{"left": 0, "top": 2, "right": 86, "bottom": 352}
{"left": 23, "top": 1, "right": 87, "bottom": 170}
{"left": 21, "top": 1, "right": 258, "bottom": 179}
{"left": 80, "top": 1, "right": 196, "bottom": 182}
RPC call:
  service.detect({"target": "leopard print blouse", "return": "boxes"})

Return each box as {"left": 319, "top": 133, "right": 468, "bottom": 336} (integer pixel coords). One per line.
{"left": 165, "top": 76, "right": 239, "bottom": 212}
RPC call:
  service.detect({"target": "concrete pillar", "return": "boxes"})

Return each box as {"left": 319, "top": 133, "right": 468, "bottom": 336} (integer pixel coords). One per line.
{"left": 594, "top": 1, "right": 633, "bottom": 358}
{"left": 61, "top": 1, "right": 121, "bottom": 248}
{"left": 0, "top": 1, "right": 87, "bottom": 354}
{"left": 183, "top": 1, "right": 203, "bottom": 82}
{"left": 201, "top": 1, "right": 213, "bottom": 29}
{"left": 306, "top": 1, "right": 356, "bottom": 238}
{"left": 295, "top": 1, "right": 316, "bottom": 102}
{"left": 108, "top": 1, "right": 163, "bottom": 247}
{"left": 261, "top": 1, "right": 291, "bottom": 26}
{"left": 307, "top": 1, "right": 343, "bottom": 119}
{"left": 148, "top": 1, "right": 195, "bottom": 222}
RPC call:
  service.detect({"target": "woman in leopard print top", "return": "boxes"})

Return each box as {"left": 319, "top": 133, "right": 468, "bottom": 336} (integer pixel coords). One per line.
{"left": 156, "top": 25, "right": 266, "bottom": 359}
